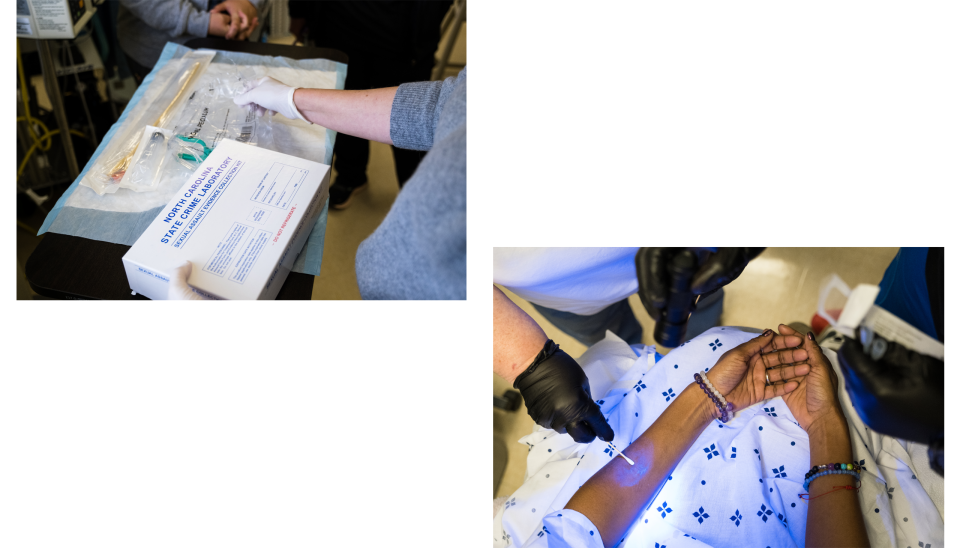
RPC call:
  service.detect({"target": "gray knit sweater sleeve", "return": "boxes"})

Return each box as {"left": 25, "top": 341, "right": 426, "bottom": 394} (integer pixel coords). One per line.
{"left": 389, "top": 69, "right": 467, "bottom": 151}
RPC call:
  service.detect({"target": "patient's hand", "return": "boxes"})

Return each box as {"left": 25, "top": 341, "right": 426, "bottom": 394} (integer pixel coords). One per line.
{"left": 777, "top": 324, "right": 844, "bottom": 433}
{"left": 705, "top": 328, "right": 809, "bottom": 415}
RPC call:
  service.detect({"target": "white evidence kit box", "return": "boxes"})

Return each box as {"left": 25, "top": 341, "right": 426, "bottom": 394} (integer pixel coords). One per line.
{"left": 122, "top": 139, "right": 331, "bottom": 300}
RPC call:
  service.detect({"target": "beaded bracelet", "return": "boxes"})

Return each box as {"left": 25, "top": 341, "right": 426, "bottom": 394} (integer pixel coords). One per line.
{"left": 693, "top": 372, "right": 734, "bottom": 423}
{"left": 804, "top": 462, "right": 861, "bottom": 489}
{"left": 804, "top": 462, "right": 862, "bottom": 480}
{"left": 699, "top": 371, "right": 727, "bottom": 409}
{"left": 802, "top": 468, "right": 861, "bottom": 492}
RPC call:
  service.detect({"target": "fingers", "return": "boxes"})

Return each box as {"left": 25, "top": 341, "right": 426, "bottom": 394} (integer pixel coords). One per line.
{"left": 765, "top": 362, "right": 811, "bottom": 383}
{"left": 691, "top": 248, "right": 763, "bottom": 294}
{"left": 167, "top": 261, "right": 208, "bottom": 300}
{"left": 737, "top": 328, "right": 779, "bottom": 357}
{"left": 564, "top": 420, "right": 597, "bottom": 444}
{"left": 783, "top": 324, "right": 828, "bottom": 366}
{"left": 691, "top": 248, "right": 747, "bottom": 294}
{"left": 636, "top": 247, "right": 678, "bottom": 318}
{"left": 172, "top": 260, "right": 192, "bottom": 281}
{"left": 243, "top": 76, "right": 276, "bottom": 91}
{"left": 764, "top": 333, "right": 803, "bottom": 352}
{"left": 642, "top": 248, "right": 670, "bottom": 308}
{"left": 739, "top": 330, "right": 804, "bottom": 369}
{"left": 234, "top": 12, "right": 251, "bottom": 40}
{"left": 763, "top": 380, "right": 800, "bottom": 400}
{"left": 690, "top": 249, "right": 735, "bottom": 294}
{"left": 218, "top": 5, "right": 250, "bottom": 37}
{"left": 233, "top": 78, "right": 268, "bottom": 106}
{"left": 760, "top": 347, "right": 808, "bottom": 368}
{"left": 581, "top": 408, "right": 615, "bottom": 443}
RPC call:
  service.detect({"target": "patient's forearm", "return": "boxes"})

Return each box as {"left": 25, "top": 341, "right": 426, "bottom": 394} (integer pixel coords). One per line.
{"left": 804, "top": 416, "right": 870, "bottom": 548}
{"left": 565, "top": 384, "right": 714, "bottom": 548}
{"left": 493, "top": 285, "right": 548, "bottom": 384}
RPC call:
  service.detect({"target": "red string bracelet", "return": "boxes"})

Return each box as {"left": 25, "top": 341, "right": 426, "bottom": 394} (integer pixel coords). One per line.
{"left": 798, "top": 481, "right": 861, "bottom": 502}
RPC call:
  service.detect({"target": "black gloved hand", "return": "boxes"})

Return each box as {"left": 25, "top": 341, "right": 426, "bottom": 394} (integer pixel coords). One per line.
{"left": 636, "top": 247, "right": 765, "bottom": 319}
{"left": 514, "top": 340, "right": 615, "bottom": 444}
{"left": 836, "top": 328, "right": 944, "bottom": 449}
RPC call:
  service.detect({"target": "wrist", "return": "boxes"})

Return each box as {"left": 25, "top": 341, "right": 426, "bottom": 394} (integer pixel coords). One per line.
{"left": 683, "top": 383, "right": 719, "bottom": 425}
{"left": 502, "top": 348, "right": 539, "bottom": 386}
{"left": 807, "top": 412, "right": 848, "bottom": 439}
{"left": 289, "top": 88, "right": 311, "bottom": 123}
{"left": 692, "top": 373, "right": 731, "bottom": 422}
{"left": 808, "top": 415, "right": 853, "bottom": 469}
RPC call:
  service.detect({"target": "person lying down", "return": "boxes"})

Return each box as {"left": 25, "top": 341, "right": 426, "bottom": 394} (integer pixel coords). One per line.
{"left": 494, "top": 326, "right": 943, "bottom": 548}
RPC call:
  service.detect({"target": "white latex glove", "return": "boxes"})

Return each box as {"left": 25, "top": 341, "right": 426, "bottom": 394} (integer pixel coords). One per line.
{"left": 168, "top": 261, "right": 213, "bottom": 300}
{"left": 233, "top": 76, "right": 311, "bottom": 123}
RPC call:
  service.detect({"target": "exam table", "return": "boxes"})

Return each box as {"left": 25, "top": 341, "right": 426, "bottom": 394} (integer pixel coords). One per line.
{"left": 24, "top": 39, "right": 348, "bottom": 300}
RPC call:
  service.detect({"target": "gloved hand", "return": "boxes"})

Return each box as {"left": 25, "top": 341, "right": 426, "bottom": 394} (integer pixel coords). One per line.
{"left": 167, "top": 261, "right": 213, "bottom": 300}
{"left": 635, "top": 247, "right": 764, "bottom": 319}
{"left": 513, "top": 340, "right": 615, "bottom": 444}
{"left": 836, "top": 328, "right": 943, "bottom": 447}
{"left": 233, "top": 77, "right": 311, "bottom": 123}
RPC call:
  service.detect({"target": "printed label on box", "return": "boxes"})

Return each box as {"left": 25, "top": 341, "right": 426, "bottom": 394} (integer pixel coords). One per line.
{"left": 247, "top": 206, "right": 270, "bottom": 225}
{"left": 203, "top": 222, "right": 252, "bottom": 277}
{"left": 229, "top": 229, "right": 271, "bottom": 284}
{"left": 251, "top": 162, "right": 308, "bottom": 209}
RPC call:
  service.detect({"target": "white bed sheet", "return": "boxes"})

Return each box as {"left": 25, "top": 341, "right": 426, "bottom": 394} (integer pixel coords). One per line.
{"left": 493, "top": 327, "right": 943, "bottom": 548}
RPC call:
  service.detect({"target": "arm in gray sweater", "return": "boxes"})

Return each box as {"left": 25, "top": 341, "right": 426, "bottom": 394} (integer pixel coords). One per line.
{"left": 230, "top": 69, "right": 468, "bottom": 299}
{"left": 355, "top": 68, "right": 467, "bottom": 300}
{"left": 389, "top": 68, "right": 467, "bottom": 151}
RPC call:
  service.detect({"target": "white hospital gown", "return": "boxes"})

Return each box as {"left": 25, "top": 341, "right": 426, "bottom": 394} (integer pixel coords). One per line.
{"left": 493, "top": 327, "right": 943, "bottom": 548}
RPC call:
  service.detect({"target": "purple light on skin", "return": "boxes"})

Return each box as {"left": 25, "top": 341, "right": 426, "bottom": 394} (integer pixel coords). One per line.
{"left": 609, "top": 442, "right": 654, "bottom": 488}
{"left": 607, "top": 443, "right": 635, "bottom": 465}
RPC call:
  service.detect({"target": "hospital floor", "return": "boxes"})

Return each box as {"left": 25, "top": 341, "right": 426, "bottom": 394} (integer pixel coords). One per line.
{"left": 15, "top": 24, "right": 466, "bottom": 300}
{"left": 493, "top": 247, "right": 901, "bottom": 499}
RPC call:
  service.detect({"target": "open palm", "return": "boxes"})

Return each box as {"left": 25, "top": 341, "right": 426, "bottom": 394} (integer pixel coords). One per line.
{"left": 705, "top": 329, "right": 809, "bottom": 413}
{"left": 776, "top": 324, "right": 844, "bottom": 432}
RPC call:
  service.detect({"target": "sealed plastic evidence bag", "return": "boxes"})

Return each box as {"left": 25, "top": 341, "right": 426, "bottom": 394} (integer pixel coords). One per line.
{"left": 38, "top": 42, "right": 346, "bottom": 276}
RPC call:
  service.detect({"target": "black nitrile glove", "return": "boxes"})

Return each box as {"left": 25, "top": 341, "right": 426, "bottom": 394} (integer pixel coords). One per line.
{"left": 837, "top": 328, "right": 944, "bottom": 452}
{"left": 514, "top": 340, "right": 614, "bottom": 444}
{"left": 636, "top": 247, "right": 765, "bottom": 318}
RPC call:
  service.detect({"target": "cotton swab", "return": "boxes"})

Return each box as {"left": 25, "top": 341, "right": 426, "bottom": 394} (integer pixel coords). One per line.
{"left": 607, "top": 442, "right": 635, "bottom": 465}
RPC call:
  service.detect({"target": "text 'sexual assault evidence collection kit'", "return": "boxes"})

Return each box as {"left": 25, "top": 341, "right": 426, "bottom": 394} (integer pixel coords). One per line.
{"left": 123, "top": 140, "right": 331, "bottom": 299}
